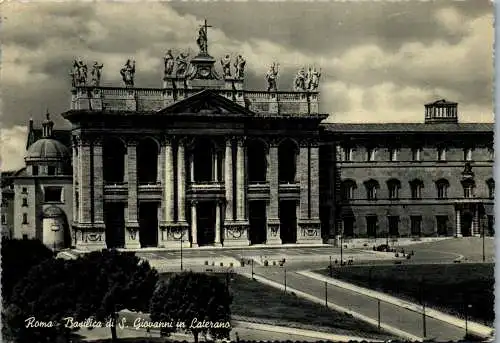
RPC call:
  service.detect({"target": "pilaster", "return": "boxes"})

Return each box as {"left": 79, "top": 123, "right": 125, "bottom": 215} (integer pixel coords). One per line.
{"left": 236, "top": 137, "right": 246, "bottom": 220}
{"left": 164, "top": 137, "right": 175, "bottom": 224}
{"left": 92, "top": 138, "right": 105, "bottom": 227}
{"left": 126, "top": 140, "right": 139, "bottom": 231}
{"left": 266, "top": 139, "right": 280, "bottom": 244}
{"left": 224, "top": 137, "right": 234, "bottom": 221}
{"left": 72, "top": 137, "right": 78, "bottom": 225}
{"left": 298, "top": 140, "right": 310, "bottom": 220}
{"left": 177, "top": 139, "right": 187, "bottom": 223}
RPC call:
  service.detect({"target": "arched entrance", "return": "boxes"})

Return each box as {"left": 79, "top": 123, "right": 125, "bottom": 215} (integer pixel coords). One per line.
{"left": 104, "top": 202, "right": 125, "bottom": 248}
{"left": 42, "top": 206, "right": 71, "bottom": 251}
{"left": 249, "top": 201, "right": 267, "bottom": 244}
{"left": 280, "top": 200, "right": 297, "bottom": 243}
{"left": 196, "top": 201, "right": 216, "bottom": 246}
{"left": 139, "top": 202, "right": 159, "bottom": 247}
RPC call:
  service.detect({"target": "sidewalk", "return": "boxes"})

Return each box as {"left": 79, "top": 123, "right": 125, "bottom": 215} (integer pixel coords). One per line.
{"left": 298, "top": 270, "right": 494, "bottom": 339}
{"left": 239, "top": 271, "right": 422, "bottom": 342}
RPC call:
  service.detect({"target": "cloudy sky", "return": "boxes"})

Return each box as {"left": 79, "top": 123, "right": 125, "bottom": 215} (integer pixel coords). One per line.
{"left": 1, "top": 1, "right": 494, "bottom": 171}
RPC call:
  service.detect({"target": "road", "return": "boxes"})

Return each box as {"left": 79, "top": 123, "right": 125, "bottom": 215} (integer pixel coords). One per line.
{"left": 253, "top": 267, "right": 468, "bottom": 342}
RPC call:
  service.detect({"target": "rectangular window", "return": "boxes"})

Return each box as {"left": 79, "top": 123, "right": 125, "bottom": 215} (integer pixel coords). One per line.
{"left": 411, "top": 148, "right": 421, "bottom": 161}
{"left": 22, "top": 234, "right": 28, "bottom": 240}
{"left": 47, "top": 166, "right": 56, "bottom": 175}
{"left": 367, "top": 148, "right": 376, "bottom": 161}
{"left": 464, "top": 186, "right": 474, "bottom": 198}
{"left": 342, "top": 217, "right": 355, "bottom": 237}
{"left": 388, "top": 216, "right": 399, "bottom": 237}
{"left": 44, "top": 187, "right": 63, "bottom": 203}
{"left": 343, "top": 147, "right": 353, "bottom": 161}
{"left": 22, "top": 198, "right": 28, "bottom": 207}
{"left": 22, "top": 213, "right": 28, "bottom": 224}
{"left": 411, "top": 183, "right": 422, "bottom": 199}
{"left": 464, "top": 148, "right": 473, "bottom": 161}
{"left": 436, "top": 216, "right": 448, "bottom": 236}
{"left": 21, "top": 187, "right": 28, "bottom": 194}
{"left": 389, "top": 185, "right": 399, "bottom": 200}
{"left": 1, "top": 215, "right": 6, "bottom": 225}
{"left": 366, "top": 216, "right": 378, "bottom": 238}
{"left": 389, "top": 148, "right": 398, "bottom": 161}
{"left": 32, "top": 166, "right": 39, "bottom": 176}
{"left": 437, "top": 148, "right": 446, "bottom": 161}
{"left": 410, "top": 216, "right": 422, "bottom": 236}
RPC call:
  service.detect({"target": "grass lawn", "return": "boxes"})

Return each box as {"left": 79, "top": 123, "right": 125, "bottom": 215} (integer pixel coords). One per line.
{"left": 318, "top": 263, "right": 494, "bottom": 325}
{"left": 151, "top": 272, "right": 393, "bottom": 340}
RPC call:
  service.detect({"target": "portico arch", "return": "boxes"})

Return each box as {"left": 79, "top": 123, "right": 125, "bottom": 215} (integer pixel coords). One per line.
{"left": 247, "top": 138, "right": 268, "bottom": 183}
{"left": 103, "top": 137, "right": 127, "bottom": 184}
{"left": 137, "top": 137, "right": 159, "bottom": 184}
{"left": 192, "top": 138, "right": 218, "bottom": 182}
{"left": 278, "top": 138, "right": 299, "bottom": 183}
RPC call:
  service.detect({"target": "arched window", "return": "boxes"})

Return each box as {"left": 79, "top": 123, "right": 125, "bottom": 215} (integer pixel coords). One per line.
{"left": 435, "top": 179, "right": 449, "bottom": 199}
{"left": 386, "top": 179, "right": 401, "bottom": 200}
{"left": 137, "top": 138, "right": 159, "bottom": 184}
{"left": 364, "top": 179, "right": 379, "bottom": 200}
{"left": 341, "top": 179, "right": 357, "bottom": 201}
{"left": 409, "top": 179, "right": 424, "bottom": 199}
{"left": 103, "top": 137, "right": 126, "bottom": 184}
{"left": 461, "top": 179, "right": 475, "bottom": 198}
{"left": 278, "top": 139, "right": 298, "bottom": 183}
{"left": 247, "top": 139, "right": 268, "bottom": 183}
{"left": 486, "top": 179, "right": 494, "bottom": 199}
{"left": 193, "top": 138, "right": 216, "bottom": 182}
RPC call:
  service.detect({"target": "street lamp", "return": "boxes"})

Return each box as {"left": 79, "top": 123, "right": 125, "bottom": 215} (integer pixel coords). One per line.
{"left": 420, "top": 278, "right": 427, "bottom": 339}
{"left": 465, "top": 304, "right": 472, "bottom": 338}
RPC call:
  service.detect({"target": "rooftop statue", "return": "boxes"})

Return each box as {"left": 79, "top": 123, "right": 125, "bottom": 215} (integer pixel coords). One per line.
{"left": 91, "top": 61, "right": 104, "bottom": 87}
{"left": 120, "top": 59, "right": 136, "bottom": 87}
{"left": 196, "top": 19, "right": 211, "bottom": 55}
{"left": 221, "top": 54, "right": 232, "bottom": 78}
{"left": 308, "top": 67, "right": 322, "bottom": 91}
{"left": 266, "top": 62, "right": 279, "bottom": 92}
{"left": 175, "top": 52, "right": 190, "bottom": 77}
{"left": 164, "top": 50, "right": 175, "bottom": 77}
{"left": 294, "top": 68, "right": 307, "bottom": 91}
{"left": 234, "top": 55, "right": 246, "bottom": 80}
{"left": 70, "top": 59, "right": 88, "bottom": 87}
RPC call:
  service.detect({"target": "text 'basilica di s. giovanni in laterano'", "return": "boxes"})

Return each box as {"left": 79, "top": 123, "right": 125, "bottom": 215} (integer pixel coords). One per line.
{"left": 1, "top": 22, "right": 494, "bottom": 251}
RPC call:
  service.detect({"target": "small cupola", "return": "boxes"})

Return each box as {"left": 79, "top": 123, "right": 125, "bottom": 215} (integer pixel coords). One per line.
{"left": 424, "top": 99, "right": 458, "bottom": 124}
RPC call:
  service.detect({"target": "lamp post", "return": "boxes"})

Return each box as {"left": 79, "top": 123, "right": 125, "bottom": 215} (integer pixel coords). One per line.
{"left": 465, "top": 304, "right": 472, "bottom": 338}
{"left": 329, "top": 256, "right": 332, "bottom": 277}
{"left": 340, "top": 227, "right": 343, "bottom": 265}
{"left": 420, "top": 278, "right": 427, "bottom": 339}
{"left": 482, "top": 220, "right": 486, "bottom": 262}
{"left": 284, "top": 268, "right": 287, "bottom": 293}
{"left": 180, "top": 237, "right": 184, "bottom": 271}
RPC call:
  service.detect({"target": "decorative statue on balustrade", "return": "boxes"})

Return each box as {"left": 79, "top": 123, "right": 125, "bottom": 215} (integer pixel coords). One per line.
{"left": 220, "top": 54, "right": 232, "bottom": 78}
{"left": 120, "top": 59, "right": 136, "bottom": 87}
{"left": 164, "top": 50, "right": 175, "bottom": 77}
{"left": 266, "top": 62, "right": 280, "bottom": 92}
{"left": 175, "top": 52, "right": 190, "bottom": 77}
{"left": 307, "top": 67, "right": 322, "bottom": 91}
{"left": 70, "top": 59, "right": 88, "bottom": 87}
{"left": 91, "top": 61, "right": 104, "bottom": 87}
{"left": 234, "top": 55, "right": 246, "bottom": 79}
{"left": 196, "top": 25, "right": 208, "bottom": 55}
{"left": 294, "top": 66, "right": 322, "bottom": 91}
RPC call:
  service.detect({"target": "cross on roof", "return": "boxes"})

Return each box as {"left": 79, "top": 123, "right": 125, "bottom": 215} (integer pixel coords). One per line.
{"left": 202, "top": 19, "right": 212, "bottom": 35}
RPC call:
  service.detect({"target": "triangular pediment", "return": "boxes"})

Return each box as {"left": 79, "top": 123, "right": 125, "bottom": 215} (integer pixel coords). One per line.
{"left": 157, "top": 89, "right": 255, "bottom": 117}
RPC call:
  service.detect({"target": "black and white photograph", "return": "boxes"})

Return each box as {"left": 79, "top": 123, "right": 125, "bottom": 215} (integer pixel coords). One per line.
{"left": 0, "top": 1, "right": 495, "bottom": 343}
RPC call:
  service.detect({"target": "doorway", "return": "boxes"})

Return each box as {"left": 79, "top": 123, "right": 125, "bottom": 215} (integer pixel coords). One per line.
{"left": 461, "top": 212, "right": 472, "bottom": 237}
{"left": 104, "top": 203, "right": 125, "bottom": 248}
{"left": 197, "top": 202, "right": 216, "bottom": 246}
{"left": 139, "top": 202, "right": 159, "bottom": 247}
{"left": 249, "top": 201, "right": 267, "bottom": 244}
{"left": 280, "top": 200, "right": 297, "bottom": 244}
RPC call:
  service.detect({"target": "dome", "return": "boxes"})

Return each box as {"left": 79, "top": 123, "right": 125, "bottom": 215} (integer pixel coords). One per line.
{"left": 25, "top": 138, "right": 70, "bottom": 162}
{"left": 43, "top": 206, "right": 65, "bottom": 218}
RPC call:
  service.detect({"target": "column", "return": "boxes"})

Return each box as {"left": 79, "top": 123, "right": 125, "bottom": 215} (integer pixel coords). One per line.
{"left": 298, "top": 141, "right": 309, "bottom": 220}
{"left": 190, "top": 153, "right": 195, "bottom": 183}
{"left": 215, "top": 200, "right": 222, "bottom": 245}
{"left": 72, "top": 140, "right": 78, "bottom": 224}
{"left": 80, "top": 141, "right": 92, "bottom": 225}
{"left": 213, "top": 150, "right": 219, "bottom": 182}
{"left": 224, "top": 138, "right": 234, "bottom": 221}
{"left": 127, "top": 140, "right": 139, "bottom": 226}
{"left": 157, "top": 141, "right": 164, "bottom": 184}
{"left": 191, "top": 201, "right": 198, "bottom": 247}
{"left": 455, "top": 208, "right": 462, "bottom": 237}
{"left": 236, "top": 138, "right": 245, "bottom": 220}
{"left": 266, "top": 141, "right": 280, "bottom": 243}
{"left": 164, "top": 138, "right": 174, "bottom": 223}
{"left": 93, "top": 139, "right": 104, "bottom": 226}
{"left": 472, "top": 206, "right": 480, "bottom": 236}
{"left": 177, "top": 140, "right": 186, "bottom": 222}
{"left": 309, "top": 141, "right": 320, "bottom": 219}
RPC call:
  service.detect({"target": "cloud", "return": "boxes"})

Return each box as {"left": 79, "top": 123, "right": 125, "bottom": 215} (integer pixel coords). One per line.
{"left": 0, "top": 125, "right": 27, "bottom": 172}
{"left": 0, "top": 0, "right": 493, "bottom": 137}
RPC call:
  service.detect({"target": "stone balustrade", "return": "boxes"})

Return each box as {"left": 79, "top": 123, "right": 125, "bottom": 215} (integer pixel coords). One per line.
{"left": 70, "top": 86, "right": 320, "bottom": 115}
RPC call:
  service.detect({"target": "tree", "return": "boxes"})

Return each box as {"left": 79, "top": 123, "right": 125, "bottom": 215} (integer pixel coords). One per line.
{"left": 1, "top": 238, "right": 54, "bottom": 303}
{"left": 72, "top": 249, "right": 159, "bottom": 343}
{"left": 150, "top": 272, "right": 232, "bottom": 343}
{"left": 2, "top": 258, "right": 78, "bottom": 343}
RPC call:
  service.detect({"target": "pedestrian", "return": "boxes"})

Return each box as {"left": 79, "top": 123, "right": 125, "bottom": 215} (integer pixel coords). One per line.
{"left": 235, "top": 331, "right": 240, "bottom": 343}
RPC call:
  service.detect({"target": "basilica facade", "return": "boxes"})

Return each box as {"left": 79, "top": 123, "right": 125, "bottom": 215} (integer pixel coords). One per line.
{"left": 1, "top": 24, "right": 494, "bottom": 250}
